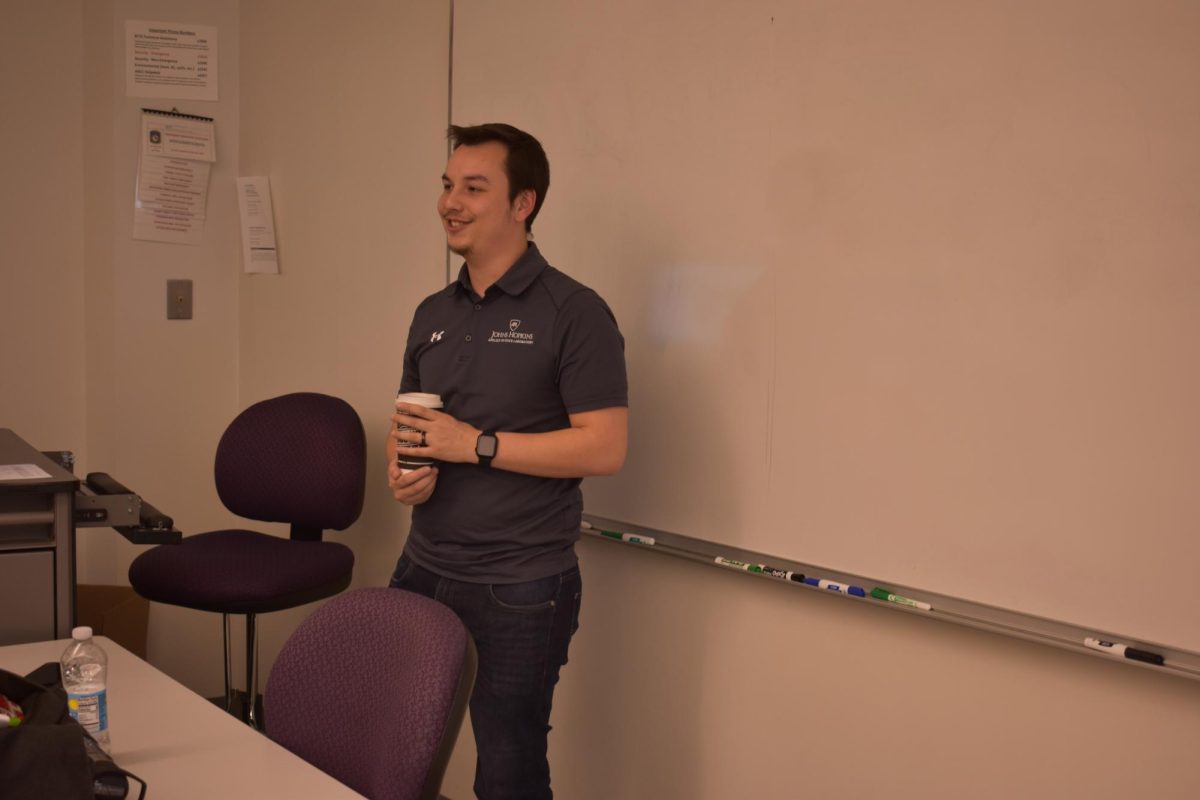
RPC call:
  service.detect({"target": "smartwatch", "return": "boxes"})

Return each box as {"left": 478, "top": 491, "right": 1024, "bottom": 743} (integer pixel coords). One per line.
{"left": 475, "top": 430, "right": 498, "bottom": 468}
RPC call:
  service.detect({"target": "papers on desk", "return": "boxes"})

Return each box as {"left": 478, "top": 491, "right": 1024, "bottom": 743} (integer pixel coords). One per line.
{"left": 133, "top": 109, "right": 216, "bottom": 245}
{"left": 0, "top": 464, "right": 52, "bottom": 481}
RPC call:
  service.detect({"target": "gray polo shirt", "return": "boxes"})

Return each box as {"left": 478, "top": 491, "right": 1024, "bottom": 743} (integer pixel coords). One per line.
{"left": 399, "top": 243, "right": 628, "bottom": 582}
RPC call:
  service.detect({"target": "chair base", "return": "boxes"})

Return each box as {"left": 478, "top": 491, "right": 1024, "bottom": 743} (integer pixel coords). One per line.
{"left": 209, "top": 690, "right": 264, "bottom": 730}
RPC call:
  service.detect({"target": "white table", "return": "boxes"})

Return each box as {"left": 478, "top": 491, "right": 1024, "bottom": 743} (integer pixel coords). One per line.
{"left": 0, "top": 636, "right": 364, "bottom": 799}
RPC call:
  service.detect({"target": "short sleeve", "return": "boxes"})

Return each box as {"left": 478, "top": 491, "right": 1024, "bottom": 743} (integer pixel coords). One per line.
{"left": 399, "top": 299, "right": 429, "bottom": 394}
{"left": 555, "top": 289, "right": 628, "bottom": 414}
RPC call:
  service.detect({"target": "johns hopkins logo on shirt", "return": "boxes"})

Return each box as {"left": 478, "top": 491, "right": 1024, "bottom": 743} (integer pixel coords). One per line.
{"left": 489, "top": 319, "right": 534, "bottom": 345}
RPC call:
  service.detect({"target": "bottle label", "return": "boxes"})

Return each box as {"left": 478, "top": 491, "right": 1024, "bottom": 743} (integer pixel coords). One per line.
{"left": 67, "top": 689, "right": 108, "bottom": 734}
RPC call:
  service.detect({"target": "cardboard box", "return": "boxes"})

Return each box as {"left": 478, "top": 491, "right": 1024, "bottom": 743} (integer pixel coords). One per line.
{"left": 76, "top": 585, "right": 149, "bottom": 660}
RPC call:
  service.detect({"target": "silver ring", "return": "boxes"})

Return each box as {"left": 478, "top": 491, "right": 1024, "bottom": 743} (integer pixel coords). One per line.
{"left": 419, "top": 431, "right": 427, "bottom": 447}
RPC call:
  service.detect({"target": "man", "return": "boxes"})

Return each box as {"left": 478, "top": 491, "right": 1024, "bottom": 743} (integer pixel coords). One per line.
{"left": 386, "top": 123, "right": 628, "bottom": 800}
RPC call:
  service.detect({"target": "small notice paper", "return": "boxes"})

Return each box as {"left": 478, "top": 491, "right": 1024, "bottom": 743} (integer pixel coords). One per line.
{"left": 134, "top": 110, "right": 216, "bottom": 245}
{"left": 0, "top": 464, "right": 52, "bottom": 481}
{"left": 126, "top": 20, "right": 218, "bottom": 101}
{"left": 237, "top": 177, "right": 280, "bottom": 274}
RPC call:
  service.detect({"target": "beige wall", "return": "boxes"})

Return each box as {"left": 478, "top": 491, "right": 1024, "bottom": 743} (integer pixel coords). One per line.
{"left": 0, "top": 1, "right": 86, "bottom": 450}
{"left": 234, "top": 0, "right": 449, "bottom": 690}
{"left": 79, "top": 0, "right": 243, "bottom": 692}
{"left": 1, "top": 0, "right": 240, "bottom": 695}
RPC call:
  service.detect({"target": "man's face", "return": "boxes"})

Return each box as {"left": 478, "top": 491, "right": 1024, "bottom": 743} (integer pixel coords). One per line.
{"left": 438, "top": 141, "right": 526, "bottom": 259}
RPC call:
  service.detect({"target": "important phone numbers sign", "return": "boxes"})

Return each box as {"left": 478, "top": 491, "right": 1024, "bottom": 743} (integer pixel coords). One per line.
{"left": 126, "top": 20, "right": 218, "bottom": 101}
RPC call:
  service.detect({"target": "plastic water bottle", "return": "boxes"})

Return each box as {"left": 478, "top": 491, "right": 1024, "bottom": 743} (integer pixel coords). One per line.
{"left": 61, "top": 625, "right": 110, "bottom": 753}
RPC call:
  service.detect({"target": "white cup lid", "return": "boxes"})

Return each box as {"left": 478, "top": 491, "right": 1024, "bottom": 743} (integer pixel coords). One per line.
{"left": 396, "top": 392, "right": 443, "bottom": 408}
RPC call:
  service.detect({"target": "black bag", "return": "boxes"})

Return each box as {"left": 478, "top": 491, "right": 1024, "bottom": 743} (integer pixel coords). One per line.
{"left": 0, "top": 664, "right": 145, "bottom": 800}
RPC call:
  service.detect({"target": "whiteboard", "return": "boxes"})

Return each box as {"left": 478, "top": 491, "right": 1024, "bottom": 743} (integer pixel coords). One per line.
{"left": 453, "top": 0, "right": 1200, "bottom": 652}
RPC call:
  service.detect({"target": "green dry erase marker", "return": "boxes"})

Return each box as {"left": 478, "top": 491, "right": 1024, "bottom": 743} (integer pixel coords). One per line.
{"left": 871, "top": 587, "right": 932, "bottom": 611}
{"left": 581, "top": 521, "right": 655, "bottom": 546}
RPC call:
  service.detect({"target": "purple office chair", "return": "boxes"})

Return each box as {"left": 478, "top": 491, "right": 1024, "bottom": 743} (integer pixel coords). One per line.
{"left": 128, "top": 392, "right": 366, "bottom": 728}
{"left": 265, "top": 588, "right": 478, "bottom": 800}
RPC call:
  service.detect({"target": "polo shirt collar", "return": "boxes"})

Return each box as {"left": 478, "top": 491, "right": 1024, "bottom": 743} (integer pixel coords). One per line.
{"left": 451, "top": 242, "right": 548, "bottom": 299}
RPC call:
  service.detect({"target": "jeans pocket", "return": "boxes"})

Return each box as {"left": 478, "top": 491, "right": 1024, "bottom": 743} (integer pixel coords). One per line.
{"left": 570, "top": 589, "right": 582, "bottom": 636}
{"left": 488, "top": 572, "right": 562, "bottom": 612}
{"left": 388, "top": 554, "right": 415, "bottom": 588}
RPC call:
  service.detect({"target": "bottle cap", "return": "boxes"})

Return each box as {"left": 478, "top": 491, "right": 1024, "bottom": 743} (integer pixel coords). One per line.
{"left": 71, "top": 626, "right": 93, "bottom": 641}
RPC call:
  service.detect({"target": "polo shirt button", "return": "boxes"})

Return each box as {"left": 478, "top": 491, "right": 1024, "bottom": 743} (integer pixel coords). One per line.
{"left": 474, "top": 304, "right": 481, "bottom": 310}
{"left": 465, "top": 335, "right": 472, "bottom": 342}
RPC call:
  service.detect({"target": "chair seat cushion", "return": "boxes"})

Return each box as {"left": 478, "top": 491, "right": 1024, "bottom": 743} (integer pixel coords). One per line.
{"left": 128, "top": 530, "right": 355, "bottom": 614}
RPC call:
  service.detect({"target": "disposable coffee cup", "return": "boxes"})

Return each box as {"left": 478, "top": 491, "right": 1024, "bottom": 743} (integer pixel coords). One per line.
{"left": 395, "top": 392, "right": 443, "bottom": 472}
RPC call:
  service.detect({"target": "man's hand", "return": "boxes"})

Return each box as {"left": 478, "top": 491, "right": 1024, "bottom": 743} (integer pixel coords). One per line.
{"left": 387, "top": 461, "right": 439, "bottom": 505}
{"left": 391, "top": 403, "right": 481, "bottom": 464}
{"left": 385, "top": 406, "right": 464, "bottom": 505}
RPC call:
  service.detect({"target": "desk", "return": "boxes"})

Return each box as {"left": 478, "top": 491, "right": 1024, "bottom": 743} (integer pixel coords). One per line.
{"left": 0, "top": 429, "right": 79, "bottom": 643}
{"left": 0, "top": 636, "right": 364, "bottom": 799}
{"left": 1, "top": 428, "right": 183, "bottom": 646}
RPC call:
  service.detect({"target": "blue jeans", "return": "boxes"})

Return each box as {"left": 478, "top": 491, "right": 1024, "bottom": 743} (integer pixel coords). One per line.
{"left": 388, "top": 555, "right": 582, "bottom": 800}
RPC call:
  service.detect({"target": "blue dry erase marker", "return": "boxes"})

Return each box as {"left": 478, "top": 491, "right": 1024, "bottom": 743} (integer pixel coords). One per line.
{"left": 803, "top": 577, "right": 867, "bottom": 597}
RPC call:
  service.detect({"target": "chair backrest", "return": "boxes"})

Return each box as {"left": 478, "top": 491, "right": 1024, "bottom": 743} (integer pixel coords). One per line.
{"left": 264, "top": 588, "right": 477, "bottom": 800}
{"left": 214, "top": 392, "right": 366, "bottom": 539}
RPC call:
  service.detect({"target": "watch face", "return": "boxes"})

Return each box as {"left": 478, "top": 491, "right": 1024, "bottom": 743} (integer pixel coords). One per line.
{"left": 477, "top": 435, "right": 498, "bottom": 458}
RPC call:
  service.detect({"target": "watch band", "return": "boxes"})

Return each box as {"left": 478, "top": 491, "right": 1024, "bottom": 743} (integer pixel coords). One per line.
{"left": 476, "top": 430, "right": 498, "bottom": 468}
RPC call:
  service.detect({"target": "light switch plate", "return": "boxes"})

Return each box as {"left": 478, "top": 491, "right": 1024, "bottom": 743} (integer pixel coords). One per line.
{"left": 167, "top": 279, "right": 193, "bottom": 320}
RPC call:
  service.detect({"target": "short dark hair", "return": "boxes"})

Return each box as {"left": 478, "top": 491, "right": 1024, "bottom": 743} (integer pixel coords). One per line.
{"left": 448, "top": 123, "right": 549, "bottom": 233}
